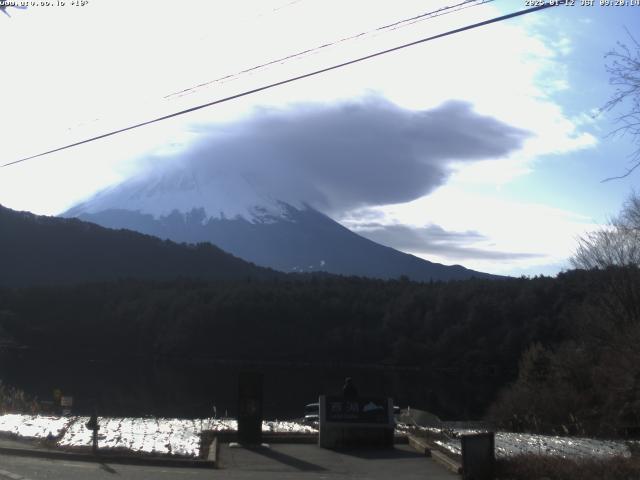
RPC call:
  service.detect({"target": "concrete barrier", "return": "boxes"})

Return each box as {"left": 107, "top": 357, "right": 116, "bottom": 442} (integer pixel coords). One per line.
{"left": 431, "top": 449, "right": 463, "bottom": 474}
{"left": 0, "top": 445, "right": 216, "bottom": 468}
{"left": 407, "top": 434, "right": 431, "bottom": 456}
{"left": 207, "top": 437, "right": 218, "bottom": 465}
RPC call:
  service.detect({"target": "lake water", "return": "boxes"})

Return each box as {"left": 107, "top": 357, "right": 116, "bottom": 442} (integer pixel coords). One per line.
{"left": 0, "top": 350, "right": 501, "bottom": 420}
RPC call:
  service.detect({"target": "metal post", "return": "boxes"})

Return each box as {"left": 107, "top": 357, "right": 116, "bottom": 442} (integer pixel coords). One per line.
{"left": 237, "top": 372, "right": 263, "bottom": 444}
{"left": 86, "top": 409, "right": 100, "bottom": 455}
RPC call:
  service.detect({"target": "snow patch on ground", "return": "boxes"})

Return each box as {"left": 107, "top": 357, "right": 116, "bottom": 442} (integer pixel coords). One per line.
{"left": 0, "top": 414, "right": 317, "bottom": 458}
{"left": 262, "top": 420, "right": 317, "bottom": 433}
{"left": 5, "top": 413, "right": 628, "bottom": 460}
{"left": 58, "top": 417, "right": 205, "bottom": 457}
{"left": 0, "top": 414, "right": 70, "bottom": 438}
{"left": 426, "top": 427, "right": 631, "bottom": 459}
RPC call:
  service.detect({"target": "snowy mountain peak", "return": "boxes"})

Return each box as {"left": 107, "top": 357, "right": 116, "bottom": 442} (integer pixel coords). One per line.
{"left": 66, "top": 165, "right": 302, "bottom": 224}
{"left": 63, "top": 159, "right": 496, "bottom": 282}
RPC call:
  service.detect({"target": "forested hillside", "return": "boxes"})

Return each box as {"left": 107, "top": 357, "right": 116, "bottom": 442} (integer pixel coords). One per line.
{"left": 2, "top": 268, "right": 628, "bottom": 431}
{"left": 0, "top": 205, "right": 280, "bottom": 286}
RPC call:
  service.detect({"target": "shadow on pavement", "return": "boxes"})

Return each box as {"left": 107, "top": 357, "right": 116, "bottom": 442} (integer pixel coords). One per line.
{"left": 244, "top": 445, "right": 327, "bottom": 472}
{"left": 337, "top": 446, "right": 424, "bottom": 460}
{"left": 99, "top": 462, "right": 118, "bottom": 474}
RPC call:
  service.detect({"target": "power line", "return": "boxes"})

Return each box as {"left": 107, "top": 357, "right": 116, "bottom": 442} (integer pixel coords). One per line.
{"left": 58, "top": 1, "right": 493, "bottom": 144}
{"left": 67, "top": 1, "right": 492, "bottom": 135}
{"left": 2, "top": 2, "right": 562, "bottom": 169}
{"left": 269, "top": 0, "right": 305, "bottom": 14}
{"left": 163, "top": 0, "right": 494, "bottom": 100}
{"left": 370, "top": 0, "right": 492, "bottom": 32}
{"left": 384, "top": 0, "right": 493, "bottom": 33}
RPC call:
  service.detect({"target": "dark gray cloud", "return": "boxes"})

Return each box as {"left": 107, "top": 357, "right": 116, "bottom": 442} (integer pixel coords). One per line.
{"left": 355, "top": 223, "right": 543, "bottom": 261}
{"left": 151, "top": 96, "right": 531, "bottom": 215}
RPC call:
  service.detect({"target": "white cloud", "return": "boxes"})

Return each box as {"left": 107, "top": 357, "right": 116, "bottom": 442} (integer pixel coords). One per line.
{"left": 340, "top": 187, "right": 600, "bottom": 276}
{"left": 0, "top": 1, "right": 604, "bottom": 276}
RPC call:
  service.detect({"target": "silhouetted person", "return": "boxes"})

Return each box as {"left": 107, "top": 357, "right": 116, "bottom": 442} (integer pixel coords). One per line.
{"left": 342, "top": 377, "right": 358, "bottom": 399}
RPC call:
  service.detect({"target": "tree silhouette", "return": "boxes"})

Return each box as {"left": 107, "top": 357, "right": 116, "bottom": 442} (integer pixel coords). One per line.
{"left": 602, "top": 32, "right": 640, "bottom": 180}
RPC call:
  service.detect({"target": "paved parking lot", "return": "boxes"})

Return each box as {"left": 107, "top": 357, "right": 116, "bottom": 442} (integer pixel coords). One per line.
{"left": 0, "top": 443, "right": 457, "bottom": 479}
{"left": 217, "top": 443, "right": 458, "bottom": 479}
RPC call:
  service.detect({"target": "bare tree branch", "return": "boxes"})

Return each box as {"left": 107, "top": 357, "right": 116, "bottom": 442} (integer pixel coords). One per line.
{"left": 571, "top": 192, "right": 640, "bottom": 326}
{"left": 600, "top": 30, "right": 640, "bottom": 181}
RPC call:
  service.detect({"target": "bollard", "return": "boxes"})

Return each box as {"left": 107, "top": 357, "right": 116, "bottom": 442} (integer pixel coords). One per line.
{"left": 237, "top": 372, "right": 263, "bottom": 444}
{"left": 85, "top": 410, "right": 100, "bottom": 455}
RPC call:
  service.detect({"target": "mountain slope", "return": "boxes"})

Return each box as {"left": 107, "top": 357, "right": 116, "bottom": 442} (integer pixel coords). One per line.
{"left": 72, "top": 206, "right": 494, "bottom": 281}
{"left": 64, "top": 166, "right": 495, "bottom": 281}
{"left": 0, "top": 205, "right": 280, "bottom": 287}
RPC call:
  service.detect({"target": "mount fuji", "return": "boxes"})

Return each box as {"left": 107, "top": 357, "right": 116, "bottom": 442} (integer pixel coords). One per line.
{"left": 64, "top": 163, "right": 495, "bottom": 282}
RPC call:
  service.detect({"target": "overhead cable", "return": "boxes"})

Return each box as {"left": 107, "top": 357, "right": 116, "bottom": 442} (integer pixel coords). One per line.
{"left": 2, "top": 2, "right": 563, "bottom": 168}
{"left": 163, "top": 0, "right": 494, "bottom": 100}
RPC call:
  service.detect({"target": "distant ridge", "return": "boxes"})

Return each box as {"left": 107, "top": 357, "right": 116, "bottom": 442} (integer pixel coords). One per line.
{"left": 64, "top": 165, "right": 497, "bottom": 282}
{"left": 0, "top": 204, "right": 280, "bottom": 287}
{"left": 72, "top": 205, "right": 497, "bottom": 282}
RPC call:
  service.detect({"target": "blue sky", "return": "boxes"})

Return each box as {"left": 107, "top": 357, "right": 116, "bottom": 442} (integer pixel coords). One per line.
{"left": 501, "top": 4, "right": 638, "bottom": 220}
{"left": 0, "top": 0, "right": 639, "bottom": 276}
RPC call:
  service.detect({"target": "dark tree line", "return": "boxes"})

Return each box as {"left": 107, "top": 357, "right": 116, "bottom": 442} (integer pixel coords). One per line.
{"left": 0, "top": 268, "right": 624, "bottom": 431}
{"left": 489, "top": 194, "right": 640, "bottom": 437}
{"left": 0, "top": 204, "right": 280, "bottom": 288}
{"left": 0, "top": 274, "right": 579, "bottom": 366}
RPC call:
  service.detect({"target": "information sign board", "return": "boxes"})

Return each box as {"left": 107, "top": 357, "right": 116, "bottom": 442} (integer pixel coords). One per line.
{"left": 323, "top": 396, "right": 389, "bottom": 424}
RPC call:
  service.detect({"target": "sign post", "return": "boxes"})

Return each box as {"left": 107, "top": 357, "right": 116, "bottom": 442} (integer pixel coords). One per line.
{"left": 85, "top": 410, "right": 100, "bottom": 455}
{"left": 319, "top": 395, "right": 394, "bottom": 448}
{"left": 60, "top": 396, "right": 73, "bottom": 416}
{"left": 237, "top": 372, "right": 263, "bottom": 444}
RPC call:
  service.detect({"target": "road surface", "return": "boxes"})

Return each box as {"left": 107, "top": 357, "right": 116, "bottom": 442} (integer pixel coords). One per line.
{"left": 0, "top": 444, "right": 457, "bottom": 479}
